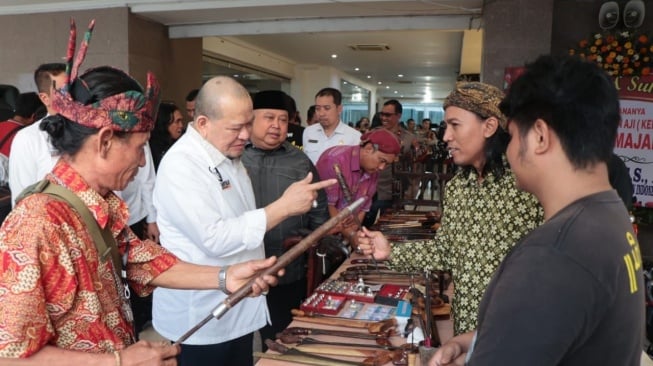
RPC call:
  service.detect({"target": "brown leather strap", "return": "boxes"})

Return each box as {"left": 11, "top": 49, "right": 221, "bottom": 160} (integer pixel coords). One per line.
{"left": 17, "top": 179, "right": 122, "bottom": 275}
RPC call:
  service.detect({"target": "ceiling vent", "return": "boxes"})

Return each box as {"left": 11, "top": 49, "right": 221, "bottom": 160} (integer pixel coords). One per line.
{"left": 348, "top": 44, "right": 390, "bottom": 51}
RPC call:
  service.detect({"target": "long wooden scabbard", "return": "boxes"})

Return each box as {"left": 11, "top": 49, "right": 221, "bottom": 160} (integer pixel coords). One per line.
{"left": 254, "top": 352, "right": 362, "bottom": 366}
{"left": 261, "top": 342, "right": 396, "bottom": 365}
{"left": 293, "top": 345, "right": 388, "bottom": 358}
{"left": 291, "top": 310, "right": 397, "bottom": 333}
{"left": 294, "top": 336, "right": 406, "bottom": 351}
{"left": 173, "top": 197, "right": 366, "bottom": 345}
{"left": 263, "top": 339, "right": 365, "bottom": 366}
{"left": 280, "top": 327, "right": 391, "bottom": 345}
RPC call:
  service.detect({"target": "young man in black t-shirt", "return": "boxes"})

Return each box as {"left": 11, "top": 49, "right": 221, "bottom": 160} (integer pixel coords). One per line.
{"left": 431, "top": 56, "right": 645, "bottom": 366}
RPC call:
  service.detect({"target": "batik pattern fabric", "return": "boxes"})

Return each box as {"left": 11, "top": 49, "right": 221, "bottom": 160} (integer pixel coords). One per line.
{"left": 0, "top": 160, "right": 178, "bottom": 357}
{"left": 387, "top": 167, "right": 543, "bottom": 335}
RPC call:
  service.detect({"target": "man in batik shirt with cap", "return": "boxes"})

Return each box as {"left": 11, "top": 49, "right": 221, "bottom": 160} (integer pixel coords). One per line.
{"left": 316, "top": 128, "right": 401, "bottom": 243}
{"left": 0, "top": 19, "right": 279, "bottom": 364}
{"left": 357, "top": 82, "right": 543, "bottom": 336}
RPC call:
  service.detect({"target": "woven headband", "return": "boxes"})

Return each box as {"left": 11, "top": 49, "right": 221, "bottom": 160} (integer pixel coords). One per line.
{"left": 50, "top": 19, "right": 160, "bottom": 132}
{"left": 443, "top": 82, "right": 507, "bottom": 130}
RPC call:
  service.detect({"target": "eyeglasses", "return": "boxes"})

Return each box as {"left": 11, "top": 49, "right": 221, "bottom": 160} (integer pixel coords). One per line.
{"left": 379, "top": 112, "right": 396, "bottom": 117}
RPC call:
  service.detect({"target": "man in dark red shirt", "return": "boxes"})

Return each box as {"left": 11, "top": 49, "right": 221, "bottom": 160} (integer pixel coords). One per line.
{"left": 316, "top": 128, "right": 400, "bottom": 242}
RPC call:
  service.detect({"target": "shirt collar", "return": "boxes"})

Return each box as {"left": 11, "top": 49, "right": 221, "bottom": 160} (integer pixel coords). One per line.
{"left": 459, "top": 156, "right": 509, "bottom": 187}
{"left": 187, "top": 122, "right": 229, "bottom": 167}
{"left": 351, "top": 145, "right": 362, "bottom": 173}
{"left": 245, "top": 140, "right": 290, "bottom": 152}
{"left": 316, "top": 121, "right": 347, "bottom": 134}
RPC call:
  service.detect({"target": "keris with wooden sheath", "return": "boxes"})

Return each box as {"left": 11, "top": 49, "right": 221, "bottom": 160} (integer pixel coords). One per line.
{"left": 173, "top": 197, "right": 366, "bottom": 345}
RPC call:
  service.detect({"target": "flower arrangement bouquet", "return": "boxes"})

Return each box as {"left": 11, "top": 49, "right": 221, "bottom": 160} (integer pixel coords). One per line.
{"left": 569, "top": 31, "right": 653, "bottom": 76}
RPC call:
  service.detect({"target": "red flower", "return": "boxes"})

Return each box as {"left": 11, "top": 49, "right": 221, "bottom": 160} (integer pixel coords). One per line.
{"left": 571, "top": 31, "right": 653, "bottom": 76}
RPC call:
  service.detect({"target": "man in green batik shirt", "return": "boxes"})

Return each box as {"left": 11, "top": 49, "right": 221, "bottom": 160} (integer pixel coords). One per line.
{"left": 358, "top": 82, "right": 544, "bottom": 335}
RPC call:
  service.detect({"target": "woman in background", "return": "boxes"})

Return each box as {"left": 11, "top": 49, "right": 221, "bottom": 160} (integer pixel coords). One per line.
{"left": 149, "top": 102, "right": 184, "bottom": 171}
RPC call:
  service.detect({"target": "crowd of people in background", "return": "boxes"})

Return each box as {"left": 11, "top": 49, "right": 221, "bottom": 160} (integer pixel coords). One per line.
{"left": 0, "top": 23, "right": 644, "bottom": 366}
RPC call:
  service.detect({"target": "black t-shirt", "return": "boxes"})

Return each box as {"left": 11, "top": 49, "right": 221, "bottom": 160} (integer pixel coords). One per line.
{"left": 468, "top": 190, "right": 644, "bottom": 366}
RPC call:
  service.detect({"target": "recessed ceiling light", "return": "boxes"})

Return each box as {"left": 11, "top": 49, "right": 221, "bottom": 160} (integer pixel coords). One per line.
{"left": 401, "top": 95, "right": 404, "bottom": 98}
{"left": 377, "top": 81, "right": 382, "bottom": 85}
{"left": 394, "top": 91, "right": 398, "bottom": 94}
{"left": 385, "top": 86, "right": 390, "bottom": 89}
{"left": 331, "top": 54, "right": 338, "bottom": 58}
{"left": 233, "top": 74, "right": 239, "bottom": 78}
{"left": 343, "top": 81, "right": 348, "bottom": 84}
{"left": 354, "top": 67, "right": 360, "bottom": 71}
{"left": 366, "top": 75, "right": 371, "bottom": 79}
{"left": 398, "top": 74, "right": 404, "bottom": 77}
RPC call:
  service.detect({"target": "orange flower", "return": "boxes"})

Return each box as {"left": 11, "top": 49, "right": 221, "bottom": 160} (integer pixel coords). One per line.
{"left": 571, "top": 31, "right": 653, "bottom": 76}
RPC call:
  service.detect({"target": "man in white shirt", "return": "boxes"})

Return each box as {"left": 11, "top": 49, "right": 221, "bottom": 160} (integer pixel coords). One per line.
{"left": 152, "top": 76, "right": 335, "bottom": 366}
{"left": 302, "top": 87, "right": 361, "bottom": 163}
{"left": 9, "top": 63, "right": 67, "bottom": 205}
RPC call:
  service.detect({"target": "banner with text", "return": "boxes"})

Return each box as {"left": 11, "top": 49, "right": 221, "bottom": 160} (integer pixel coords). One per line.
{"left": 615, "top": 75, "right": 653, "bottom": 207}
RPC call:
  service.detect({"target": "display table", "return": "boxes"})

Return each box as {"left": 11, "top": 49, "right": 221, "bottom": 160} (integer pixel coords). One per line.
{"left": 256, "top": 254, "right": 453, "bottom": 366}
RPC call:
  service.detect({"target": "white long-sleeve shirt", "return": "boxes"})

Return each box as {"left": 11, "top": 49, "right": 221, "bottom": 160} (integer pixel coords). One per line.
{"left": 8, "top": 118, "right": 156, "bottom": 225}
{"left": 8, "top": 118, "right": 57, "bottom": 205}
{"left": 115, "top": 144, "right": 157, "bottom": 225}
{"left": 152, "top": 124, "right": 269, "bottom": 345}
{"left": 302, "top": 121, "right": 361, "bottom": 164}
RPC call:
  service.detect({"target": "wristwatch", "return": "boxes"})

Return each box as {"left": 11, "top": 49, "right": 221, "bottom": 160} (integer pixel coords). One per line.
{"left": 219, "top": 265, "right": 231, "bottom": 294}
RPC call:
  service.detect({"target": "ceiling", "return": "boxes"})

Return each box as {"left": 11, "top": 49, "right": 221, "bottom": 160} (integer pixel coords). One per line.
{"left": 0, "top": 0, "right": 487, "bottom": 102}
